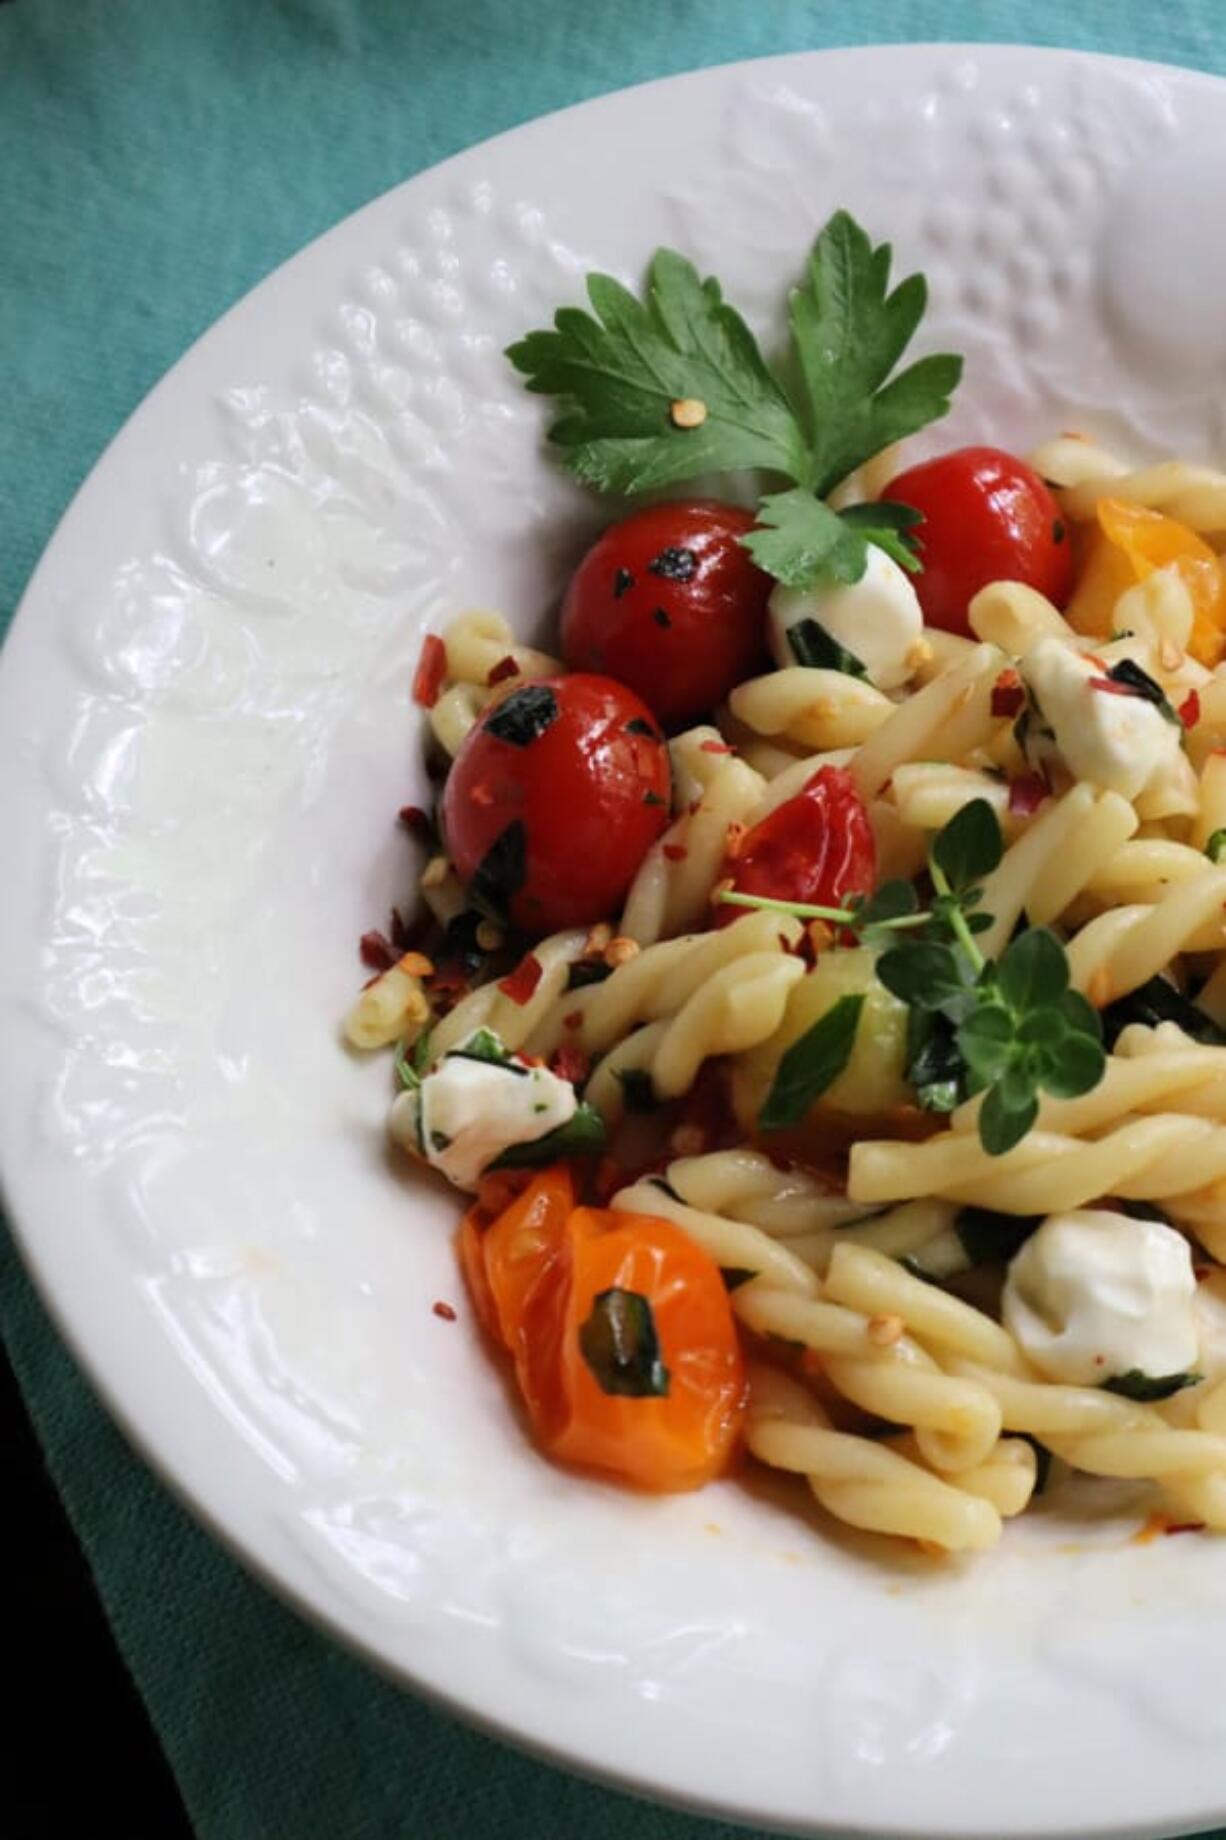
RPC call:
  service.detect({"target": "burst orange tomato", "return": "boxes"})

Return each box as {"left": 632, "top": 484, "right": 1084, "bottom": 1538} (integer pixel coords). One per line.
{"left": 458, "top": 1172, "right": 746, "bottom": 1492}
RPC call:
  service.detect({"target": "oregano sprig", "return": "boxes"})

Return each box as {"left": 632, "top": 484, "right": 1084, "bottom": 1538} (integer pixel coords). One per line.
{"left": 718, "top": 801, "right": 1107, "bottom": 1156}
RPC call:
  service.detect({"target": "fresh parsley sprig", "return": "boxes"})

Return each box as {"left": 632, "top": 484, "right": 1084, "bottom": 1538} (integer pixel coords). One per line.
{"left": 508, "top": 211, "right": 962, "bottom": 590}
{"left": 721, "top": 801, "right": 1107, "bottom": 1156}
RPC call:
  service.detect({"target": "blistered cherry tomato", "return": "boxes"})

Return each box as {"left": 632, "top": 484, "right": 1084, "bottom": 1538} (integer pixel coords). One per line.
{"left": 443, "top": 674, "right": 670, "bottom": 933}
{"left": 882, "top": 446, "right": 1075, "bottom": 636}
{"left": 560, "top": 500, "right": 771, "bottom": 728}
{"left": 717, "top": 765, "right": 875, "bottom": 926}
{"left": 464, "top": 1175, "right": 746, "bottom": 1492}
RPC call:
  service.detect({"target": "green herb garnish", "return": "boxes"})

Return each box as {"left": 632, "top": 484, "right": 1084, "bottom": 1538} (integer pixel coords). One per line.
{"left": 787, "top": 614, "right": 870, "bottom": 680}
{"left": 879, "top": 804, "right": 1105, "bottom": 1155}
{"left": 579, "top": 1287, "right": 670, "bottom": 1397}
{"left": 508, "top": 210, "right": 960, "bottom": 588}
{"left": 1205, "top": 828, "right": 1226, "bottom": 864}
{"left": 1101, "top": 976, "right": 1226, "bottom": 1050}
{"left": 1105, "top": 658, "right": 1181, "bottom": 727}
{"left": 616, "top": 1067, "right": 659, "bottom": 1112}
{"left": 759, "top": 993, "right": 865, "bottom": 1130}
{"left": 1102, "top": 1369, "right": 1202, "bottom": 1403}
{"left": 490, "top": 1101, "right": 607, "bottom": 1167}
{"left": 953, "top": 1206, "right": 1041, "bottom": 1266}
{"left": 393, "top": 1030, "right": 434, "bottom": 1091}
{"left": 469, "top": 820, "right": 527, "bottom": 924}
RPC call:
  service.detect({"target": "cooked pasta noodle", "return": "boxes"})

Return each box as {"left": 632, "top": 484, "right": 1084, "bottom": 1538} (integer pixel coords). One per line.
{"left": 729, "top": 667, "right": 894, "bottom": 750}
{"left": 358, "top": 399, "right": 1226, "bottom": 1561}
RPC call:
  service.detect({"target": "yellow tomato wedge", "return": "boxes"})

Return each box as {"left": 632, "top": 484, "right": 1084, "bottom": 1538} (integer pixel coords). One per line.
{"left": 1065, "top": 497, "right": 1226, "bottom": 667}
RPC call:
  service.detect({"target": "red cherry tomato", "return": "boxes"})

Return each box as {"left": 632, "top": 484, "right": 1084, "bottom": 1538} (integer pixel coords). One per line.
{"left": 882, "top": 446, "right": 1075, "bottom": 636}
{"left": 560, "top": 500, "right": 771, "bottom": 728}
{"left": 717, "top": 766, "right": 875, "bottom": 926}
{"left": 443, "top": 674, "right": 670, "bottom": 934}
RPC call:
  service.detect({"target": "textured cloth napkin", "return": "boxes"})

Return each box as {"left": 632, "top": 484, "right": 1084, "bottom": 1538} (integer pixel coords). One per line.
{"left": 2, "top": 4, "right": 1224, "bottom": 1837}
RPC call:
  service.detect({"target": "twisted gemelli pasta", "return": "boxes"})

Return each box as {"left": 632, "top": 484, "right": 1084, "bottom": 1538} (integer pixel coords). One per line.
{"left": 745, "top": 1366, "right": 1003, "bottom": 1550}
{"left": 729, "top": 668, "right": 894, "bottom": 750}
{"left": 850, "top": 1115, "right": 1226, "bottom": 1212}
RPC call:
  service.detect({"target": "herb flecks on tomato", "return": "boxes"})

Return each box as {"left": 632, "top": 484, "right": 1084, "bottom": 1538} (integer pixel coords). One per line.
{"left": 459, "top": 1171, "right": 745, "bottom": 1492}
{"left": 443, "top": 674, "right": 670, "bottom": 933}
{"left": 883, "top": 447, "right": 1075, "bottom": 636}
{"left": 560, "top": 501, "right": 771, "bottom": 728}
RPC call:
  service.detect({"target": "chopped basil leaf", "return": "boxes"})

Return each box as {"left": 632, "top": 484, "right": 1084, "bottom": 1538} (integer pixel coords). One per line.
{"left": 489, "top": 1101, "right": 607, "bottom": 1167}
{"left": 1206, "top": 828, "right": 1226, "bottom": 864}
{"left": 449, "top": 1027, "right": 512, "bottom": 1067}
{"left": 613, "top": 566, "right": 634, "bottom": 598}
{"left": 1101, "top": 976, "right": 1226, "bottom": 1049}
{"left": 759, "top": 994, "right": 864, "bottom": 1130}
{"left": 625, "top": 717, "right": 659, "bottom": 738}
{"left": 722, "top": 1267, "right": 757, "bottom": 1292}
{"left": 483, "top": 685, "right": 560, "bottom": 747}
{"left": 1102, "top": 1369, "right": 1202, "bottom": 1402}
{"left": 1105, "top": 658, "right": 1181, "bottom": 726}
{"left": 567, "top": 958, "right": 614, "bottom": 990}
{"left": 469, "top": 819, "right": 527, "bottom": 923}
{"left": 393, "top": 1029, "right": 434, "bottom": 1091}
{"left": 643, "top": 790, "right": 667, "bottom": 808}
{"left": 954, "top": 1206, "right": 1041, "bottom": 1266}
{"left": 787, "top": 617, "right": 870, "bottom": 680}
{"left": 579, "top": 1287, "right": 670, "bottom": 1397}
{"left": 1110, "top": 1199, "right": 1171, "bottom": 1224}
{"left": 616, "top": 1067, "right": 658, "bottom": 1112}
{"left": 429, "top": 1129, "right": 452, "bottom": 1152}
{"left": 905, "top": 1008, "right": 966, "bottom": 1113}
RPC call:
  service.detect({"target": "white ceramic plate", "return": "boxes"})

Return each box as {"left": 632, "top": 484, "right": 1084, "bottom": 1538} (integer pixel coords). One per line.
{"left": 2, "top": 45, "right": 1224, "bottom": 1840}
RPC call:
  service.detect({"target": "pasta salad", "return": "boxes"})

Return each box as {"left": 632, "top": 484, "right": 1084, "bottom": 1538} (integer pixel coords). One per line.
{"left": 346, "top": 212, "right": 1226, "bottom": 1556}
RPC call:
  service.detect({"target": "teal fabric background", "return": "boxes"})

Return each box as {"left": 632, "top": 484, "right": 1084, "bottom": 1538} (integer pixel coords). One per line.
{"left": 1, "top": 4, "right": 1223, "bottom": 1837}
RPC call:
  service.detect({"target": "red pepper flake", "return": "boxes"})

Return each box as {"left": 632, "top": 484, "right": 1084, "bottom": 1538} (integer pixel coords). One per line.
{"left": 412, "top": 633, "right": 447, "bottom": 708}
{"left": 663, "top": 843, "right": 688, "bottom": 863}
{"left": 1008, "top": 772, "right": 1049, "bottom": 817}
{"left": 432, "top": 1300, "right": 457, "bottom": 1322}
{"left": 487, "top": 655, "right": 520, "bottom": 687}
{"left": 562, "top": 1009, "right": 584, "bottom": 1031}
{"left": 549, "top": 1042, "right": 590, "bottom": 1086}
{"left": 498, "top": 951, "right": 543, "bottom": 1005}
{"left": 1163, "top": 1520, "right": 1205, "bottom": 1537}
{"left": 1087, "top": 675, "right": 1138, "bottom": 698}
{"left": 700, "top": 739, "right": 734, "bottom": 755}
{"left": 1179, "top": 689, "right": 1201, "bottom": 728}
{"left": 359, "top": 930, "right": 397, "bottom": 971}
{"left": 990, "top": 669, "right": 1026, "bottom": 718}
{"left": 471, "top": 782, "right": 495, "bottom": 806}
{"left": 398, "top": 804, "right": 433, "bottom": 841}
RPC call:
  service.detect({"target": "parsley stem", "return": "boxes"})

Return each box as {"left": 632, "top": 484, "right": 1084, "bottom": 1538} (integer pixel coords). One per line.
{"left": 928, "top": 860, "right": 986, "bottom": 973}
{"left": 714, "top": 889, "right": 930, "bottom": 932}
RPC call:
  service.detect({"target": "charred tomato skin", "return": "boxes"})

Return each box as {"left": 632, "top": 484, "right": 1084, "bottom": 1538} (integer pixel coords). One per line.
{"left": 560, "top": 500, "right": 771, "bottom": 727}
{"left": 443, "top": 674, "right": 670, "bottom": 933}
